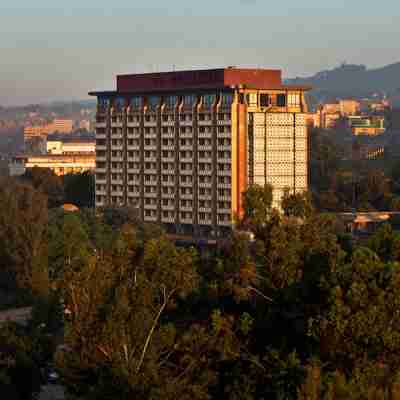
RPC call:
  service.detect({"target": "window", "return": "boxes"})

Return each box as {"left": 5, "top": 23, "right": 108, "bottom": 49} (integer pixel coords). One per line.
{"left": 288, "top": 93, "right": 301, "bottom": 106}
{"left": 277, "top": 94, "right": 287, "bottom": 107}
{"left": 247, "top": 93, "right": 257, "bottom": 106}
{"left": 260, "top": 94, "right": 270, "bottom": 107}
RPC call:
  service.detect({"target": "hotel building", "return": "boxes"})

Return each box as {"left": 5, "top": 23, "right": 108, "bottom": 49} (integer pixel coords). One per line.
{"left": 90, "top": 68, "right": 309, "bottom": 236}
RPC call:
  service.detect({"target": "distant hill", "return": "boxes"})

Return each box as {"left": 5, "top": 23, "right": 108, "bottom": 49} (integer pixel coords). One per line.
{"left": 287, "top": 62, "right": 400, "bottom": 101}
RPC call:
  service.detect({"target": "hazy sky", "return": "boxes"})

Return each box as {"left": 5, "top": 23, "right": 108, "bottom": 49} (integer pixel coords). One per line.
{"left": 1, "top": 0, "right": 399, "bottom": 106}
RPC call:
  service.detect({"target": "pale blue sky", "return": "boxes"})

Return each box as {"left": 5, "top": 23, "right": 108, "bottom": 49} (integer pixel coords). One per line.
{"left": 1, "top": 0, "right": 399, "bottom": 106}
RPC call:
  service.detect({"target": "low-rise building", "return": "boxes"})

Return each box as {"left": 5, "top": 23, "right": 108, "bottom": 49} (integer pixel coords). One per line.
{"left": 349, "top": 115, "right": 385, "bottom": 136}
{"left": 10, "top": 154, "right": 95, "bottom": 176}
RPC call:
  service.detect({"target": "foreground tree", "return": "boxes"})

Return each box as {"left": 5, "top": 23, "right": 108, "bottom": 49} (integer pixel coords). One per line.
{"left": 0, "top": 179, "right": 49, "bottom": 298}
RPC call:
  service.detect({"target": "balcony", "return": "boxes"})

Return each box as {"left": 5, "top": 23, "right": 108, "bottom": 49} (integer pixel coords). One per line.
{"left": 217, "top": 120, "right": 231, "bottom": 126}
{"left": 95, "top": 177, "right": 107, "bottom": 184}
{"left": 198, "top": 120, "right": 213, "bottom": 126}
{"left": 198, "top": 157, "right": 212, "bottom": 163}
{"left": 161, "top": 145, "right": 175, "bottom": 151}
{"left": 161, "top": 131, "right": 175, "bottom": 138}
{"left": 144, "top": 192, "right": 157, "bottom": 198}
{"left": 217, "top": 219, "right": 232, "bottom": 227}
{"left": 143, "top": 121, "right": 157, "bottom": 127}
{"left": 162, "top": 217, "right": 175, "bottom": 223}
{"left": 179, "top": 120, "right": 194, "bottom": 127}
{"left": 127, "top": 168, "right": 141, "bottom": 174}
{"left": 198, "top": 219, "right": 213, "bottom": 226}
{"left": 218, "top": 195, "right": 231, "bottom": 202}
{"left": 198, "top": 169, "right": 213, "bottom": 175}
{"left": 161, "top": 170, "right": 176, "bottom": 176}
{"left": 217, "top": 145, "right": 231, "bottom": 151}
{"left": 95, "top": 189, "right": 107, "bottom": 196}
{"left": 180, "top": 157, "right": 193, "bottom": 163}
{"left": 161, "top": 204, "right": 175, "bottom": 211}
{"left": 198, "top": 182, "right": 212, "bottom": 188}
{"left": 144, "top": 157, "right": 157, "bottom": 163}
{"left": 96, "top": 131, "right": 107, "bottom": 139}
{"left": 180, "top": 169, "right": 193, "bottom": 175}
{"left": 217, "top": 183, "right": 231, "bottom": 190}
{"left": 179, "top": 182, "right": 193, "bottom": 188}
{"left": 180, "top": 132, "right": 194, "bottom": 139}
{"left": 217, "top": 132, "right": 231, "bottom": 139}
{"left": 144, "top": 204, "right": 157, "bottom": 210}
{"left": 161, "top": 121, "right": 175, "bottom": 127}
{"left": 161, "top": 193, "right": 175, "bottom": 199}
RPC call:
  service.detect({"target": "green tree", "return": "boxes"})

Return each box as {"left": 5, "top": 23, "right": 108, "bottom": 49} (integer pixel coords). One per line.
{"left": 21, "top": 167, "right": 64, "bottom": 208}
{"left": 0, "top": 179, "right": 49, "bottom": 298}
{"left": 241, "top": 184, "right": 273, "bottom": 230}
{"left": 281, "top": 189, "right": 314, "bottom": 218}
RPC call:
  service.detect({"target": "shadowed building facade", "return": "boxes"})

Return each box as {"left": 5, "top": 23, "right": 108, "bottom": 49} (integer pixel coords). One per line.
{"left": 90, "top": 68, "right": 310, "bottom": 236}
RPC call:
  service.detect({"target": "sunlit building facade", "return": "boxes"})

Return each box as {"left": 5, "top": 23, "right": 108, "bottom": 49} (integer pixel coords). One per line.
{"left": 90, "top": 68, "right": 310, "bottom": 236}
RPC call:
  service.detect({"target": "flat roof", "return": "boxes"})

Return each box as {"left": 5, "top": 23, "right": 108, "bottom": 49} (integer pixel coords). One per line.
{"left": 89, "top": 67, "right": 311, "bottom": 96}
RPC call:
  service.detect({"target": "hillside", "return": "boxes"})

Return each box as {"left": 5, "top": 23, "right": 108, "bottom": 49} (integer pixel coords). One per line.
{"left": 287, "top": 62, "right": 400, "bottom": 101}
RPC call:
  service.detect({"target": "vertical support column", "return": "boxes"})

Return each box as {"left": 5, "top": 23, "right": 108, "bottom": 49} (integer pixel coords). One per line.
{"left": 139, "top": 101, "right": 145, "bottom": 222}
{"left": 105, "top": 102, "right": 112, "bottom": 205}
{"left": 231, "top": 98, "right": 238, "bottom": 220}
{"left": 237, "top": 103, "right": 248, "bottom": 219}
{"left": 175, "top": 100, "right": 181, "bottom": 231}
{"left": 211, "top": 100, "right": 218, "bottom": 233}
{"left": 193, "top": 101, "right": 199, "bottom": 235}
{"left": 122, "top": 102, "right": 128, "bottom": 206}
{"left": 156, "top": 102, "right": 162, "bottom": 224}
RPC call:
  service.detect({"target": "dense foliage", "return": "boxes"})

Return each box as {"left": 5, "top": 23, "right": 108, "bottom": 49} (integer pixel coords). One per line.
{"left": 310, "top": 127, "right": 400, "bottom": 212}
{"left": 2, "top": 177, "right": 400, "bottom": 398}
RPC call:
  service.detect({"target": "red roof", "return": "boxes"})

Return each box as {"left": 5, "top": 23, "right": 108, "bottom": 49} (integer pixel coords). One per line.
{"left": 116, "top": 68, "right": 287, "bottom": 93}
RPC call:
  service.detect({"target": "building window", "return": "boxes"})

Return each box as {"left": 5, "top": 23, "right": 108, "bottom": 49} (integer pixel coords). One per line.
{"left": 260, "top": 94, "right": 270, "bottom": 107}
{"left": 277, "top": 94, "right": 287, "bottom": 107}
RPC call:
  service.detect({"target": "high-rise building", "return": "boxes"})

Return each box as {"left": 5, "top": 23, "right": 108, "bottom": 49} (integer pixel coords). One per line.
{"left": 90, "top": 68, "right": 310, "bottom": 236}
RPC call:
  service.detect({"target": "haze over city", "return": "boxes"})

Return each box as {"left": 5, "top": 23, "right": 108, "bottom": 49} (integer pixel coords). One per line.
{"left": 1, "top": 0, "right": 400, "bottom": 106}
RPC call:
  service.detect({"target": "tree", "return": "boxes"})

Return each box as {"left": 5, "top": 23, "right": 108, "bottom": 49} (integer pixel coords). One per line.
{"left": 21, "top": 167, "right": 64, "bottom": 208}
{"left": 241, "top": 184, "right": 273, "bottom": 230}
{"left": 311, "top": 247, "right": 400, "bottom": 376}
{"left": 64, "top": 171, "right": 95, "bottom": 208}
{"left": 57, "top": 235, "right": 209, "bottom": 399}
{"left": 48, "top": 209, "right": 91, "bottom": 279}
{"left": 0, "top": 179, "right": 49, "bottom": 298}
{"left": 0, "top": 323, "right": 43, "bottom": 400}
{"left": 281, "top": 189, "right": 314, "bottom": 218}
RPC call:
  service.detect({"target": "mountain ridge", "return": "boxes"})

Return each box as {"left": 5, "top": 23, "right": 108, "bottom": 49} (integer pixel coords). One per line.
{"left": 286, "top": 62, "right": 400, "bottom": 100}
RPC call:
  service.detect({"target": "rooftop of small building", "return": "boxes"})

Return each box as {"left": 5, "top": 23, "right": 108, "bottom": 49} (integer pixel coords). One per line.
{"left": 89, "top": 67, "right": 311, "bottom": 96}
